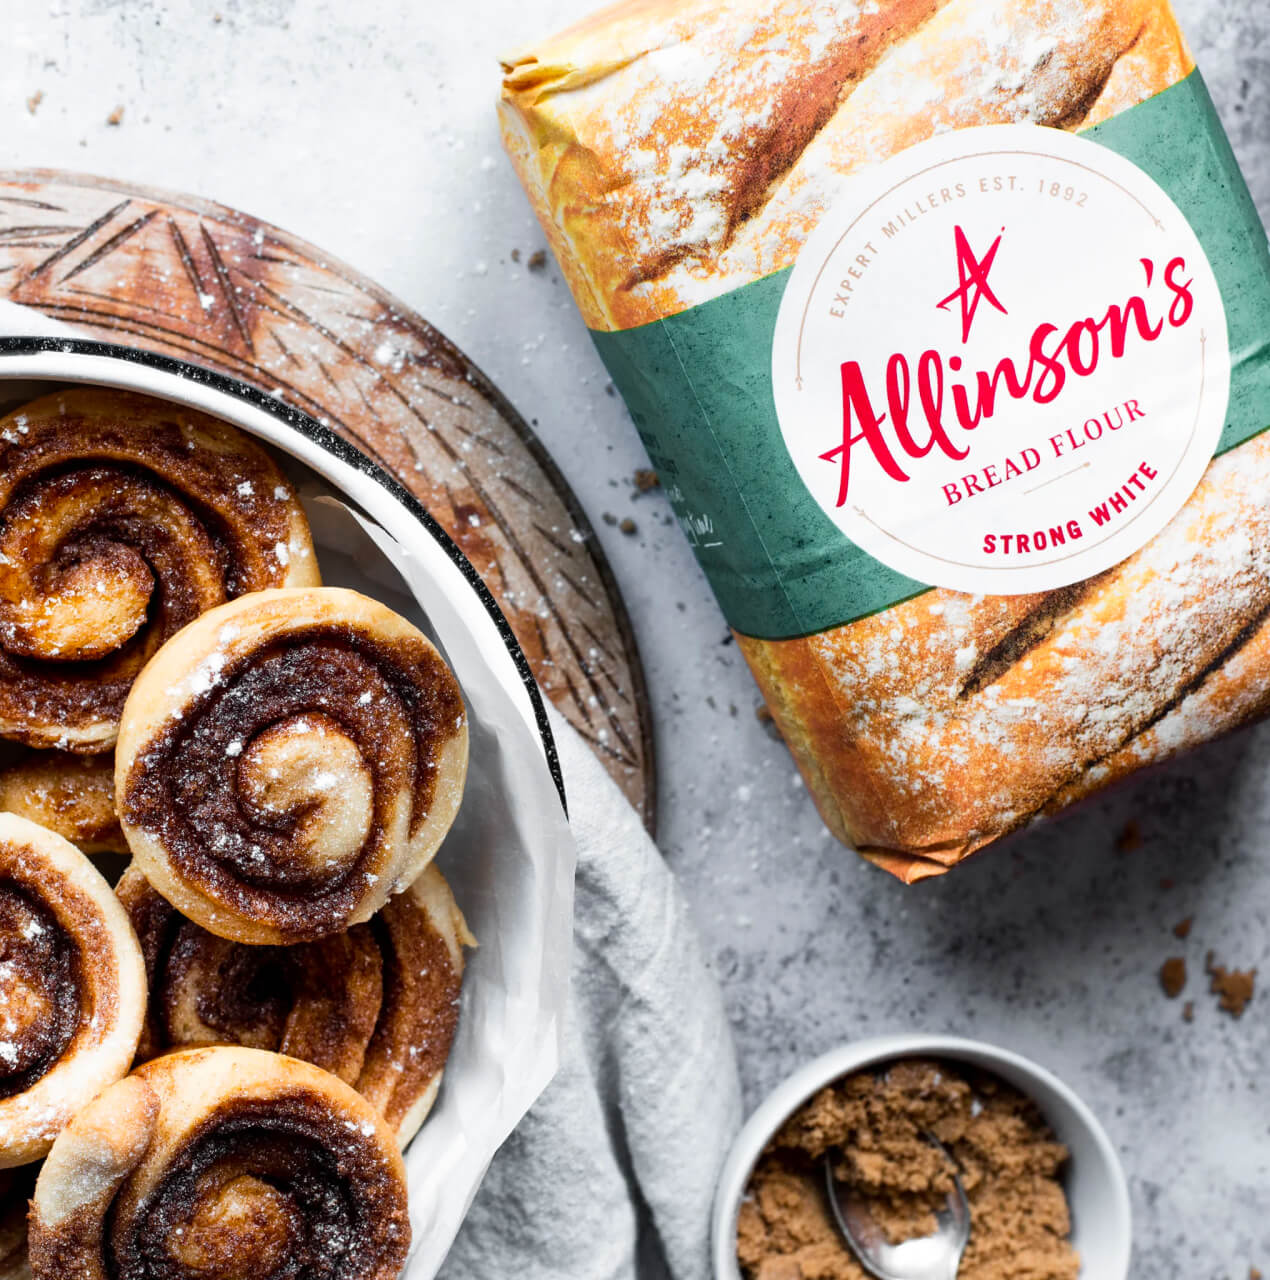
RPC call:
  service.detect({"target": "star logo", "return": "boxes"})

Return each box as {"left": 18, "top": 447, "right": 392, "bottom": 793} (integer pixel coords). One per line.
{"left": 936, "top": 225, "right": 1008, "bottom": 343}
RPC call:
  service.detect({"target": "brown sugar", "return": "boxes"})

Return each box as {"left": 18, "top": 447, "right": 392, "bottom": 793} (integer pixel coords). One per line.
{"left": 1159, "top": 957, "right": 1187, "bottom": 999}
{"left": 737, "top": 1059, "right": 1078, "bottom": 1280}
{"left": 1205, "top": 952, "right": 1257, "bottom": 1018}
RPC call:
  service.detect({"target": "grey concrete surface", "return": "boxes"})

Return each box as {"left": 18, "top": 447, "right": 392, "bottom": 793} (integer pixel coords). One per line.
{"left": 7, "top": 2, "right": 1268, "bottom": 1275}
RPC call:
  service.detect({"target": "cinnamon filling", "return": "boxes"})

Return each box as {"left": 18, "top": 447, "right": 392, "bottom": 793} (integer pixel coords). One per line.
{"left": 107, "top": 1095, "right": 407, "bottom": 1280}
{"left": 183, "top": 937, "right": 294, "bottom": 1050}
{"left": 0, "top": 467, "right": 224, "bottom": 742}
{"left": 0, "top": 391, "right": 310, "bottom": 746}
{"left": 359, "top": 900, "right": 462, "bottom": 1130}
{"left": 121, "top": 627, "right": 463, "bottom": 938}
{"left": 0, "top": 880, "right": 82, "bottom": 1098}
{"left": 0, "top": 751, "right": 125, "bottom": 852}
{"left": 122, "top": 869, "right": 459, "bottom": 1115}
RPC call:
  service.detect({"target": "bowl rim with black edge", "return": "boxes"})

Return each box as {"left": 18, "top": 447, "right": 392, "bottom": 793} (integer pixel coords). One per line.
{"left": 712, "top": 1032, "right": 1132, "bottom": 1280}
{"left": 0, "top": 333, "right": 577, "bottom": 1280}
{"left": 0, "top": 333, "right": 563, "bottom": 797}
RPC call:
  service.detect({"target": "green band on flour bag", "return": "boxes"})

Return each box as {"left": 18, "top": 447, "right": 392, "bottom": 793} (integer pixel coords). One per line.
{"left": 590, "top": 70, "right": 1270, "bottom": 640}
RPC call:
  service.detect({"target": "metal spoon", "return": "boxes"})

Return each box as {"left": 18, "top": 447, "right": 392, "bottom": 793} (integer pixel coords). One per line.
{"left": 823, "top": 1135, "right": 971, "bottom": 1280}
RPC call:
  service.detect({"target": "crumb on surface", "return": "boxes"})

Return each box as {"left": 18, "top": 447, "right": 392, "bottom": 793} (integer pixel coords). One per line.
{"left": 106, "top": 104, "right": 124, "bottom": 126}
{"left": 1173, "top": 917, "right": 1193, "bottom": 939}
{"left": 527, "top": 249, "right": 547, "bottom": 272}
{"left": 1115, "top": 819, "right": 1142, "bottom": 853}
{"left": 1182, "top": 1001, "right": 1194, "bottom": 1023}
{"left": 619, "top": 517, "right": 637, "bottom": 535}
{"left": 1160, "top": 957, "right": 1187, "bottom": 999}
{"left": 633, "top": 468, "right": 660, "bottom": 492}
{"left": 26, "top": 90, "right": 43, "bottom": 115}
{"left": 756, "top": 703, "right": 784, "bottom": 743}
{"left": 1205, "top": 951, "right": 1256, "bottom": 1018}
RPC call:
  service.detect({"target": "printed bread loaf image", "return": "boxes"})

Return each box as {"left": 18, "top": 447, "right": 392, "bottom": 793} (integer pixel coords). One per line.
{"left": 500, "top": 0, "right": 1270, "bottom": 879}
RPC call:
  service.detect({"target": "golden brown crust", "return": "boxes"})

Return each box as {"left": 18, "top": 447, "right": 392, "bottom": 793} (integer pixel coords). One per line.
{"left": 500, "top": 0, "right": 1192, "bottom": 330}
{"left": 117, "top": 862, "right": 472, "bottom": 1145}
{"left": 0, "top": 814, "right": 145, "bottom": 1167}
{"left": 28, "top": 1046, "right": 410, "bottom": 1280}
{"left": 1081, "top": 0, "right": 1193, "bottom": 128}
{"left": 0, "top": 753, "right": 124, "bottom": 856}
{"left": 740, "top": 431, "right": 1270, "bottom": 879}
{"left": 0, "top": 389, "right": 320, "bottom": 754}
{"left": 115, "top": 587, "right": 469, "bottom": 944}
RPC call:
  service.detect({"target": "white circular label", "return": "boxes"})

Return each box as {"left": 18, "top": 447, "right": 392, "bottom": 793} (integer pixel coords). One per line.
{"left": 772, "top": 123, "right": 1231, "bottom": 595}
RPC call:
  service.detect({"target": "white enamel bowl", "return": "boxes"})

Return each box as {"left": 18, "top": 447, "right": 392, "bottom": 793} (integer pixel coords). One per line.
{"left": 0, "top": 334, "right": 576, "bottom": 1279}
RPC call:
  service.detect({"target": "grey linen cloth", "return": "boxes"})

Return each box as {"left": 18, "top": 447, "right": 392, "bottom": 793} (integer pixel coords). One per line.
{"left": 440, "top": 707, "right": 742, "bottom": 1280}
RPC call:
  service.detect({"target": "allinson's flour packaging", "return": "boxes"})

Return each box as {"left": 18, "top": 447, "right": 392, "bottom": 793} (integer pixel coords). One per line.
{"left": 499, "top": 0, "right": 1270, "bottom": 880}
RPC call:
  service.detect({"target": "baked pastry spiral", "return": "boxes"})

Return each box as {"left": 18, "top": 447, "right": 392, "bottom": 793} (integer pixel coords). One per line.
{"left": 0, "top": 752, "right": 124, "bottom": 856}
{"left": 353, "top": 866, "right": 473, "bottom": 1145}
{"left": 0, "top": 813, "right": 145, "bottom": 1168}
{"left": 118, "top": 862, "right": 473, "bottom": 1145}
{"left": 0, "top": 388, "right": 320, "bottom": 754}
{"left": 0, "top": 1166, "right": 34, "bottom": 1280}
{"left": 27, "top": 1046, "right": 410, "bottom": 1279}
{"left": 116, "top": 587, "right": 469, "bottom": 943}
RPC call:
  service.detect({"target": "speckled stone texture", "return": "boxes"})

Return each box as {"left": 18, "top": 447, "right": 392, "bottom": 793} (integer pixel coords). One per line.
{"left": 8, "top": 2, "right": 1269, "bottom": 1276}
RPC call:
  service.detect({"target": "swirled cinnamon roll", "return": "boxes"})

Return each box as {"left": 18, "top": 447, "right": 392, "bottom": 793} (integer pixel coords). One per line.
{"left": 0, "top": 1166, "right": 34, "bottom": 1280}
{"left": 0, "top": 388, "right": 320, "bottom": 754}
{"left": 0, "top": 752, "right": 124, "bottom": 856}
{"left": 0, "top": 813, "right": 145, "bottom": 1168}
{"left": 353, "top": 865, "right": 473, "bottom": 1146}
{"left": 116, "top": 588, "right": 469, "bottom": 944}
{"left": 118, "top": 862, "right": 473, "bottom": 1145}
{"left": 27, "top": 1046, "right": 410, "bottom": 1279}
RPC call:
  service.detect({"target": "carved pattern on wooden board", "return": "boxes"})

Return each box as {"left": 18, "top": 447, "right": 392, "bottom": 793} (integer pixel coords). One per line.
{"left": 0, "top": 170, "right": 655, "bottom": 830}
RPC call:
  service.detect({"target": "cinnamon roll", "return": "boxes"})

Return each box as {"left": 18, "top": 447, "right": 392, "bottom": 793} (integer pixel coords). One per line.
{"left": 0, "top": 1167, "right": 33, "bottom": 1280}
{"left": 0, "top": 752, "right": 124, "bottom": 856}
{"left": 116, "top": 587, "right": 469, "bottom": 943}
{"left": 27, "top": 1046, "right": 411, "bottom": 1280}
{"left": 354, "top": 865, "right": 473, "bottom": 1146}
{"left": 0, "top": 813, "right": 145, "bottom": 1168}
{"left": 118, "top": 862, "right": 473, "bottom": 1145}
{"left": 0, "top": 388, "right": 320, "bottom": 754}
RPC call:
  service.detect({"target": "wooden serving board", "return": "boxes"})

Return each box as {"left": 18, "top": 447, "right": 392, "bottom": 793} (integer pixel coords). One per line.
{"left": 0, "top": 169, "right": 655, "bottom": 831}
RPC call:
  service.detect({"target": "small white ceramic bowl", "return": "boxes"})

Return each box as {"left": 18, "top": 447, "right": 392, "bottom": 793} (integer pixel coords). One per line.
{"left": 713, "top": 1034, "right": 1131, "bottom": 1280}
